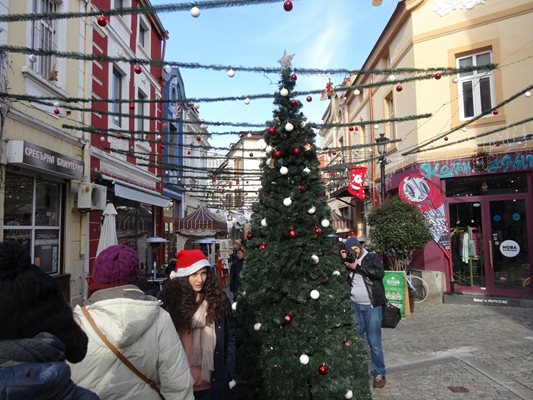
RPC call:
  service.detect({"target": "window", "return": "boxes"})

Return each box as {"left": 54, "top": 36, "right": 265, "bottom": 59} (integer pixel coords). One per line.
{"left": 139, "top": 22, "right": 148, "bottom": 48}
{"left": 456, "top": 51, "right": 494, "bottom": 120}
{"left": 385, "top": 92, "right": 396, "bottom": 141}
{"left": 3, "top": 173, "right": 63, "bottom": 275}
{"left": 31, "top": 0, "right": 57, "bottom": 79}
{"left": 115, "top": 0, "right": 124, "bottom": 8}
{"left": 137, "top": 90, "right": 147, "bottom": 140}
{"left": 112, "top": 67, "right": 124, "bottom": 127}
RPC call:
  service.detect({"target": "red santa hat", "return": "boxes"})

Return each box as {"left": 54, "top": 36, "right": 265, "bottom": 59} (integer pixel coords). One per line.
{"left": 170, "top": 249, "right": 211, "bottom": 279}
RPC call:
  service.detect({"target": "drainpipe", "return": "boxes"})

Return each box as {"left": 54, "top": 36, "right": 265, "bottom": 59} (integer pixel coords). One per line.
{"left": 368, "top": 76, "right": 376, "bottom": 207}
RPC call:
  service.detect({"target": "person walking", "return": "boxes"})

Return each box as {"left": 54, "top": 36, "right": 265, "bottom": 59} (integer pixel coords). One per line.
{"left": 161, "top": 249, "right": 236, "bottom": 400}
{"left": 341, "top": 237, "right": 387, "bottom": 389}
{"left": 0, "top": 240, "right": 99, "bottom": 400}
{"left": 229, "top": 247, "right": 245, "bottom": 301}
{"left": 70, "top": 244, "right": 193, "bottom": 400}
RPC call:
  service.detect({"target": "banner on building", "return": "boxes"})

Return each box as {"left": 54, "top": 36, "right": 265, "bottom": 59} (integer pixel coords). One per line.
{"left": 398, "top": 173, "right": 451, "bottom": 260}
{"left": 348, "top": 166, "right": 367, "bottom": 200}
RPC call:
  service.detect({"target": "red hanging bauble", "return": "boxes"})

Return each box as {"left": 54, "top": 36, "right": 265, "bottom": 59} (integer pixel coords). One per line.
{"left": 259, "top": 242, "right": 267, "bottom": 251}
{"left": 249, "top": 152, "right": 254, "bottom": 157}
{"left": 293, "top": 147, "right": 301, "bottom": 156}
{"left": 289, "top": 99, "right": 297, "bottom": 106}
{"left": 284, "top": 313, "right": 293, "bottom": 323}
{"left": 297, "top": 185, "right": 305, "bottom": 192}
{"left": 306, "top": 96, "right": 312, "bottom": 102}
{"left": 290, "top": 73, "right": 297, "bottom": 81}
{"left": 187, "top": 150, "right": 191, "bottom": 155}
{"left": 342, "top": 339, "right": 351, "bottom": 348}
{"left": 129, "top": 102, "right": 135, "bottom": 110}
{"left": 283, "top": 0, "right": 293, "bottom": 12}
{"left": 134, "top": 65, "right": 142, "bottom": 74}
{"left": 53, "top": 108, "right": 60, "bottom": 115}
{"left": 196, "top": 135, "right": 202, "bottom": 142}
{"left": 97, "top": 16, "right": 108, "bottom": 27}
{"left": 434, "top": 71, "right": 442, "bottom": 80}
{"left": 444, "top": 136, "right": 448, "bottom": 141}
{"left": 492, "top": 109, "right": 499, "bottom": 115}
{"left": 314, "top": 226, "right": 322, "bottom": 236}
{"left": 318, "top": 363, "right": 328, "bottom": 375}
{"left": 354, "top": 126, "right": 359, "bottom": 132}
{"left": 348, "top": 126, "right": 354, "bottom": 131}
{"left": 268, "top": 127, "right": 276, "bottom": 136}
{"left": 396, "top": 84, "right": 403, "bottom": 92}
{"left": 273, "top": 150, "right": 282, "bottom": 159}
{"left": 288, "top": 228, "right": 297, "bottom": 238}
{"left": 246, "top": 233, "right": 253, "bottom": 241}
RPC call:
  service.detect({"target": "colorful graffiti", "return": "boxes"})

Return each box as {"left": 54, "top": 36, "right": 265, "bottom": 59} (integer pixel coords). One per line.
{"left": 420, "top": 152, "right": 533, "bottom": 179}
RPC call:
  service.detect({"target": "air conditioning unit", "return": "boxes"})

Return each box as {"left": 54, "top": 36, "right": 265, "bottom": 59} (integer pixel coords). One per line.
{"left": 77, "top": 182, "right": 107, "bottom": 211}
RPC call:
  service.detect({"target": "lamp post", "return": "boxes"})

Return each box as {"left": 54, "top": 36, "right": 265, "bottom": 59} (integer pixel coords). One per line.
{"left": 375, "top": 132, "right": 389, "bottom": 202}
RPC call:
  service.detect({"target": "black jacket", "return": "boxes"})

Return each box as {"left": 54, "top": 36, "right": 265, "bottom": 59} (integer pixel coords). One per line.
{"left": 347, "top": 251, "right": 387, "bottom": 307}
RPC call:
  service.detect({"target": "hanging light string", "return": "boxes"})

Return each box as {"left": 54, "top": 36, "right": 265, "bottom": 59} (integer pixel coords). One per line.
{"left": 401, "top": 83, "right": 533, "bottom": 155}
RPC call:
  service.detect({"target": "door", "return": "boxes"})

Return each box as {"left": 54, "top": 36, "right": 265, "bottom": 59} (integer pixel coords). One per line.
{"left": 447, "top": 173, "right": 532, "bottom": 297}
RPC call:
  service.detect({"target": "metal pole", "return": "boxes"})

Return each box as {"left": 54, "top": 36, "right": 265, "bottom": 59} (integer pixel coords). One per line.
{"left": 380, "top": 156, "right": 386, "bottom": 202}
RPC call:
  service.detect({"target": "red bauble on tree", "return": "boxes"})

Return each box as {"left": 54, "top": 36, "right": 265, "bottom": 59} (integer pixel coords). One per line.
{"left": 290, "top": 73, "right": 297, "bottom": 81}
{"left": 289, "top": 99, "right": 297, "bottom": 106}
{"left": 288, "top": 228, "right": 297, "bottom": 238}
{"left": 292, "top": 147, "right": 301, "bottom": 156}
{"left": 249, "top": 152, "right": 254, "bottom": 157}
{"left": 434, "top": 71, "right": 442, "bottom": 80}
{"left": 259, "top": 242, "right": 267, "bottom": 251}
{"left": 268, "top": 127, "right": 276, "bottom": 136}
{"left": 134, "top": 65, "right": 142, "bottom": 74}
{"left": 97, "top": 16, "right": 108, "bottom": 27}
{"left": 297, "top": 185, "right": 305, "bottom": 192}
{"left": 318, "top": 363, "right": 328, "bottom": 375}
{"left": 348, "top": 126, "right": 354, "bottom": 131}
{"left": 246, "top": 232, "right": 253, "bottom": 240}
{"left": 342, "top": 339, "right": 351, "bottom": 348}
{"left": 444, "top": 136, "right": 449, "bottom": 141}
{"left": 306, "top": 96, "right": 312, "bottom": 102}
{"left": 314, "top": 226, "right": 322, "bottom": 236}
{"left": 283, "top": 0, "right": 293, "bottom": 11}
{"left": 273, "top": 150, "right": 282, "bottom": 159}
{"left": 284, "top": 313, "right": 293, "bottom": 323}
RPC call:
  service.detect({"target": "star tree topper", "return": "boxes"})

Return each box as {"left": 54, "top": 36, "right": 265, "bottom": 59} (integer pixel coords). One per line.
{"left": 278, "top": 50, "right": 295, "bottom": 71}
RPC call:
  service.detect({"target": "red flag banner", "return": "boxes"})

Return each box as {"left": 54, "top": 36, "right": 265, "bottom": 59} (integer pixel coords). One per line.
{"left": 348, "top": 166, "right": 367, "bottom": 200}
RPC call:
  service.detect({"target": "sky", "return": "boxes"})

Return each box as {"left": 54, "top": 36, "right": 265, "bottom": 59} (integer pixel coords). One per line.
{"left": 151, "top": 0, "right": 399, "bottom": 149}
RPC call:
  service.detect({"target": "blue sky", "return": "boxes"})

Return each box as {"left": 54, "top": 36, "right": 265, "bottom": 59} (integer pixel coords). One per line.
{"left": 151, "top": 0, "right": 398, "bottom": 149}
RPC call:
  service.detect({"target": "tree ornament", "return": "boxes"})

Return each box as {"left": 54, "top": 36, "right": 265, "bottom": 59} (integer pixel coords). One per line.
{"left": 299, "top": 354, "right": 309, "bottom": 365}
{"left": 348, "top": 126, "right": 354, "bottom": 131}
{"left": 231, "top": 302, "right": 237, "bottom": 311}
{"left": 261, "top": 218, "right": 268, "bottom": 227}
{"left": 434, "top": 71, "right": 442, "bottom": 80}
{"left": 100, "top": 135, "right": 105, "bottom": 141}
{"left": 290, "top": 73, "right": 297, "bottom": 81}
{"left": 29, "top": 54, "right": 37, "bottom": 64}
{"left": 314, "top": 226, "right": 322, "bottom": 236}
{"left": 444, "top": 136, "right": 448, "bottom": 141}
{"left": 283, "top": 0, "right": 293, "bottom": 12}
{"left": 97, "top": 15, "right": 107, "bottom": 27}
{"left": 290, "top": 99, "right": 297, "bottom": 106}
{"left": 492, "top": 109, "right": 499, "bottom": 115}
{"left": 354, "top": 126, "right": 359, "bottom": 132}
{"left": 246, "top": 232, "right": 253, "bottom": 240}
{"left": 306, "top": 95, "right": 312, "bottom": 102}
{"left": 186, "top": 150, "right": 191, "bottom": 155}
{"left": 293, "top": 147, "right": 301, "bottom": 156}
{"left": 265, "top": 145, "right": 273, "bottom": 153}
{"left": 345, "top": 390, "right": 353, "bottom": 399}
{"left": 134, "top": 65, "right": 142, "bottom": 74}
{"left": 280, "top": 88, "right": 289, "bottom": 97}
{"left": 396, "top": 84, "right": 403, "bottom": 92}
{"left": 244, "top": 98, "right": 251, "bottom": 105}
{"left": 229, "top": 380, "right": 237, "bottom": 390}
{"left": 318, "top": 363, "right": 328, "bottom": 375}
{"left": 268, "top": 127, "right": 276, "bottom": 136}
{"left": 354, "top": 88, "right": 361, "bottom": 96}
{"left": 284, "top": 313, "right": 293, "bottom": 323}
{"left": 342, "top": 339, "right": 351, "bottom": 348}
{"left": 279, "top": 166, "right": 288, "bottom": 175}
{"left": 331, "top": 151, "right": 337, "bottom": 156}
{"left": 283, "top": 197, "right": 292, "bottom": 206}
{"left": 253, "top": 322, "right": 262, "bottom": 331}
{"left": 249, "top": 153, "right": 254, "bottom": 157}
{"left": 300, "top": 121, "right": 307, "bottom": 128}
{"left": 129, "top": 102, "right": 135, "bottom": 110}
{"left": 310, "top": 290, "right": 320, "bottom": 300}
{"left": 311, "top": 254, "right": 319, "bottom": 264}
{"left": 53, "top": 108, "right": 60, "bottom": 115}
{"left": 190, "top": 6, "right": 201, "bottom": 17}
{"left": 321, "top": 275, "right": 330, "bottom": 284}
{"left": 307, "top": 206, "right": 316, "bottom": 214}
{"left": 227, "top": 68, "right": 235, "bottom": 78}
{"left": 525, "top": 91, "right": 531, "bottom": 97}
{"left": 259, "top": 242, "right": 267, "bottom": 251}
{"left": 288, "top": 228, "right": 297, "bottom": 238}
{"left": 321, "top": 219, "right": 330, "bottom": 228}
{"left": 387, "top": 74, "right": 396, "bottom": 82}
{"left": 285, "top": 122, "right": 294, "bottom": 132}
{"left": 303, "top": 167, "right": 311, "bottom": 174}
{"left": 297, "top": 185, "right": 305, "bottom": 192}
{"left": 332, "top": 270, "right": 341, "bottom": 276}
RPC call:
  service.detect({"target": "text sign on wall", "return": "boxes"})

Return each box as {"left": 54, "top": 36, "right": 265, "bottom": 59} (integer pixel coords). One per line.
{"left": 6, "top": 140, "right": 83, "bottom": 180}
{"left": 383, "top": 271, "right": 407, "bottom": 317}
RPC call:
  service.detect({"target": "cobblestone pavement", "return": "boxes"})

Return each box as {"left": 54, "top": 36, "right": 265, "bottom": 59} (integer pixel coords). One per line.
{"left": 371, "top": 299, "right": 533, "bottom": 400}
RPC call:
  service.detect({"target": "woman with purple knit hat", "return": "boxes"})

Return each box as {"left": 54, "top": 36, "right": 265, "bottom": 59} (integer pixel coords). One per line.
{"left": 69, "top": 244, "right": 193, "bottom": 400}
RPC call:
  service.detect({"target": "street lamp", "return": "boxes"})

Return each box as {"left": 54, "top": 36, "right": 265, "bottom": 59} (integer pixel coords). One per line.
{"left": 375, "top": 132, "right": 389, "bottom": 202}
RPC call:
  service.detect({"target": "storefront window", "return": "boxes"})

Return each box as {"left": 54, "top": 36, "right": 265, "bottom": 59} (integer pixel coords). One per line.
{"left": 446, "top": 174, "right": 526, "bottom": 197}
{"left": 3, "top": 172, "right": 63, "bottom": 274}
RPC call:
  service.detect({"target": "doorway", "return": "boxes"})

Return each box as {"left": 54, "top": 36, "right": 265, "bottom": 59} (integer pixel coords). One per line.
{"left": 446, "top": 173, "right": 532, "bottom": 297}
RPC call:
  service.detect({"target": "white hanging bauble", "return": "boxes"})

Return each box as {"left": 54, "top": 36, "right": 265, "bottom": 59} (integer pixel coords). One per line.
{"left": 280, "top": 166, "right": 289, "bottom": 175}
{"left": 283, "top": 197, "right": 292, "bottom": 207}
{"left": 244, "top": 98, "right": 251, "bottom": 105}
{"left": 310, "top": 290, "right": 320, "bottom": 300}
{"left": 303, "top": 167, "right": 311, "bottom": 174}
{"left": 227, "top": 68, "right": 235, "bottom": 78}
{"left": 280, "top": 88, "right": 289, "bottom": 97}
{"left": 353, "top": 89, "right": 360, "bottom": 96}
{"left": 253, "top": 323, "right": 262, "bottom": 331}
{"left": 190, "top": 6, "right": 201, "bottom": 17}
{"left": 261, "top": 218, "right": 268, "bottom": 227}
{"left": 525, "top": 91, "right": 531, "bottom": 97}
{"left": 321, "top": 219, "right": 330, "bottom": 228}
{"left": 299, "top": 354, "right": 310, "bottom": 365}
{"left": 285, "top": 122, "right": 294, "bottom": 132}
{"left": 307, "top": 206, "right": 316, "bottom": 214}
{"left": 53, "top": 100, "right": 60, "bottom": 108}
{"left": 387, "top": 74, "right": 396, "bottom": 82}
{"left": 265, "top": 145, "right": 273, "bottom": 154}
{"left": 229, "top": 380, "right": 237, "bottom": 390}
{"left": 311, "top": 255, "right": 319, "bottom": 264}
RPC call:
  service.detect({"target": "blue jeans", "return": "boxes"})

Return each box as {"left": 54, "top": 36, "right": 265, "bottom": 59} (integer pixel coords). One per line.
{"left": 352, "top": 302, "right": 386, "bottom": 377}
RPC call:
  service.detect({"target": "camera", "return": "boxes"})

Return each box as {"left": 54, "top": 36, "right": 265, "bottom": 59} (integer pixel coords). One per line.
{"left": 339, "top": 244, "right": 356, "bottom": 264}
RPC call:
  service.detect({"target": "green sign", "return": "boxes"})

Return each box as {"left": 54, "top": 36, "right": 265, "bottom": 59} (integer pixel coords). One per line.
{"left": 383, "top": 271, "right": 407, "bottom": 317}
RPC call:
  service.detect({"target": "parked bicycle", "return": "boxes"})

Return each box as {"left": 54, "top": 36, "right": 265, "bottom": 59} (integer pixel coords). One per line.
{"left": 406, "top": 270, "right": 429, "bottom": 303}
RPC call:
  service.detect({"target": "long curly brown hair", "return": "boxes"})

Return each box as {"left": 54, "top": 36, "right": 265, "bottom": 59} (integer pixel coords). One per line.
{"left": 161, "top": 268, "right": 229, "bottom": 332}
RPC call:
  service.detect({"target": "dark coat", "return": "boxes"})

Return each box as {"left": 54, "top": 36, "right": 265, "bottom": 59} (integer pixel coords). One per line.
{"left": 0, "top": 333, "right": 99, "bottom": 400}
{"left": 209, "top": 299, "right": 237, "bottom": 400}
{"left": 348, "top": 251, "right": 387, "bottom": 307}
{"left": 229, "top": 259, "right": 244, "bottom": 294}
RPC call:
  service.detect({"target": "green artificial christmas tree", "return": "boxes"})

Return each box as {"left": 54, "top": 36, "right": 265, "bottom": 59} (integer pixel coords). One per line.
{"left": 233, "top": 52, "right": 371, "bottom": 400}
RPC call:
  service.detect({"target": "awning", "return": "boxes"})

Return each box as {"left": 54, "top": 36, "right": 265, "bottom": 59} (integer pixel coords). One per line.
{"left": 114, "top": 182, "right": 171, "bottom": 208}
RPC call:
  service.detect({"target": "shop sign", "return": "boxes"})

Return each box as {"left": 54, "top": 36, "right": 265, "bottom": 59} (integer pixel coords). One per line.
{"left": 499, "top": 240, "right": 520, "bottom": 258}
{"left": 6, "top": 140, "right": 83, "bottom": 180}
{"left": 383, "top": 271, "right": 408, "bottom": 317}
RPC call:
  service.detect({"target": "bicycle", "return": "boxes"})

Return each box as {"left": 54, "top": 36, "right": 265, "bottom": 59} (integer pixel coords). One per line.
{"left": 405, "top": 271, "right": 429, "bottom": 303}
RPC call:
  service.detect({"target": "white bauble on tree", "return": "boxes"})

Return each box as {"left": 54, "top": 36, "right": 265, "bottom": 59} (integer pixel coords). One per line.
{"left": 261, "top": 218, "right": 268, "bottom": 227}
{"left": 244, "top": 98, "right": 251, "bottom": 105}
{"left": 307, "top": 206, "right": 316, "bottom": 215}
{"left": 303, "top": 167, "right": 311, "bottom": 174}
{"left": 280, "top": 88, "right": 289, "bottom": 97}
{"left": 332, "top": 270, "right": 341, "bottom": 276}
{"left": 300, "top": 121, "right": 306, "bottom": 128}
{"left": 265, "top": 145, "right": 273, "bottom": 154}
{"left": 310, "top": 290, "right": 320, "bottom": 300}
{"left": 299, "top": 354, "right": 310, "bottom": 365}
{"left": 345, "top": 390, "right": 353, "bottom": 399}
{"left": 321, "top": 219, "right": 330, "bottom": 228}
{"left": 231, "top": 302, "right": 237, "bottom": 311}
{"left": 311, "top": 255, "right": 319, "bottom": 264}
{"left": 285, "top": 122, "right": 294, "bottom": 132}
{"left": 280, "top": 166, "right": 288, "bottom": 175}
{"left": 253, "top": 323, "right": 262, "bottom": 331}
{"left": 227, "top": 68, "right": 235, "bottom": 78}
{"left": 283, "top": 197, "right": 292, "bottom": 207}
{"left": 229, "top": 380, "right": 237, "bottom": 389}
{"left": 190, "top": 6, "right": 201, "bottom": 17}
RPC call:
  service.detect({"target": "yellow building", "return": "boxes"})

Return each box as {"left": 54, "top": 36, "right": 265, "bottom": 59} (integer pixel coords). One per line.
{"left": 322, "top": 0, "right": 533, "bottom": 301}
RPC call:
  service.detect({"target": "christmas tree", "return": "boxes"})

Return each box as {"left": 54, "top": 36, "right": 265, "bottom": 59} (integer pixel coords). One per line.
{"left": 233, "top": 52, "right": 371, "bottom": 400}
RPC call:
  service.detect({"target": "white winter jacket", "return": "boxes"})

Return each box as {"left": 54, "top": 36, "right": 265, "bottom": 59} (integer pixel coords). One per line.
{"left": 69, "top": 285, "right": 193, "bottom": 400}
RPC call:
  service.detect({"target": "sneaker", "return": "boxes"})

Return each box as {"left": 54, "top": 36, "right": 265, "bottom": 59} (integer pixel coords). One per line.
{"left": 373, "top": 375, "right": 386, "bottom": 389}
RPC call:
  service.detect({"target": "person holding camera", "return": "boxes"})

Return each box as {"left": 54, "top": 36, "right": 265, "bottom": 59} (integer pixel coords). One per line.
{"left": 340, "top": 237, "right": 387, "bottom": 389}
